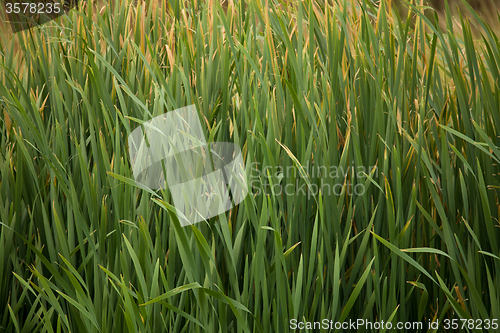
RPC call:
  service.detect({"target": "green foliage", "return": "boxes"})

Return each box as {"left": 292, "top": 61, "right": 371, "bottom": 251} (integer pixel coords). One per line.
{"left": 1, "top": 0, "right": 500, "bottom": 331}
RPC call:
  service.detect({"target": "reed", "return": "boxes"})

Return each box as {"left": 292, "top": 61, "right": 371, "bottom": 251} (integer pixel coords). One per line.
{"left": 1, "top": 0, "right": 499, "bottom": 331}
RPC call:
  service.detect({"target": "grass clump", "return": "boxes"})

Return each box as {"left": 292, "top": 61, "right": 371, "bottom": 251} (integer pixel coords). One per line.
{"left": 1, "top": 0, "right": 500, "bottom": 332}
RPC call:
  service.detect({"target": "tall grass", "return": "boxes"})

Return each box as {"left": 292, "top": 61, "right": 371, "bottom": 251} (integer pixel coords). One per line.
{"left": 1, "top": 0, "right": 500, "bottom": 331}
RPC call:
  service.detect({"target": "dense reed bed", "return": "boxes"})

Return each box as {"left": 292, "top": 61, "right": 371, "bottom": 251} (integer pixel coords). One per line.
{"left": 1, "top": 0, "right": 500, "bottom": 331}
